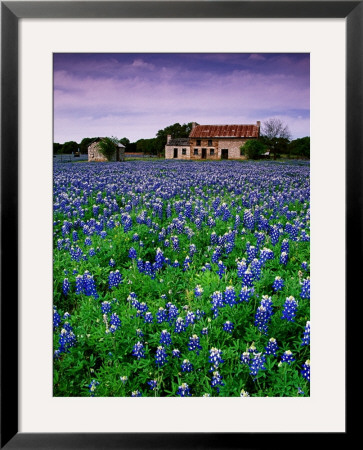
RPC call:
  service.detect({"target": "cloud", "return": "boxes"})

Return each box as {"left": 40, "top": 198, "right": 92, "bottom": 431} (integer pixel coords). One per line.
{"left": 53, "top": 53, "right": 310, "bottom": 142}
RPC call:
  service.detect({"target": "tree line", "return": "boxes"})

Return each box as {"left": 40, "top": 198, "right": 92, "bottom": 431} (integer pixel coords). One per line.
{"left": 53, "top": 119, "right": 309, "bottom": 159}
{"left": 53, "top": 122, "right": 196, "bottom": 157}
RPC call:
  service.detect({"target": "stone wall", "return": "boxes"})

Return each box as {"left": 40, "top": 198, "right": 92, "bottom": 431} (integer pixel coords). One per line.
{"left": 165, "top": 145, "right": 191, "bottom": 160}
{"left": 189, "top": 138, "right": 250, "bottom": 160}
{"left": 88, "top": 142, "right": 125, "bottom": 162}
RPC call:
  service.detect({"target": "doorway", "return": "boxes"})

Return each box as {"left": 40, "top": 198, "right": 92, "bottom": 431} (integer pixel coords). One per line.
{"left": 202, "top": 148, "right": 207, "bottom": 159}
{"left": 173, "top": 148, "right": 178, "bottom": 158}
{"left": 221, "top": 149, "right": 228, "bottom": 159}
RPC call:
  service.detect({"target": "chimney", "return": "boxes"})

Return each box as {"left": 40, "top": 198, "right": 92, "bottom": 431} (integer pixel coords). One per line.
{"left": 192, "top": 122, "right": 197, "bottom": 129}
{"left": 167, "top": 134, "right": 172, "bottom": 144}
{"left": 256, "top": 121, "right": 261, "bottom": 127}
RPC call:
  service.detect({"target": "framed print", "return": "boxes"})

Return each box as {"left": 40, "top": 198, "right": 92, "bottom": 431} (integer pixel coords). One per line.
{"left": 1, "top": 0, "right": 359, "bottom": 448}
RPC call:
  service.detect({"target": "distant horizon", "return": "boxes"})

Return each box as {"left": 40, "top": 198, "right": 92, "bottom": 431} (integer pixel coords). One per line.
{"left": 54, "top": 53, "right": 310, "bottom": 144}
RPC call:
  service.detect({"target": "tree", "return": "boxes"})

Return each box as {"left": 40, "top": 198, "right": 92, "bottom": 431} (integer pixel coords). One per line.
{"left": 288, "top": 136, "right": 310, "bottom": 158}
{"left": 80, "top": 137, "right": 96, "bottom": 154}
{"left": 261, "top": 118, "right": 292, "bottom": 159}
{"left": 53, "top": 143, "right": 63, "bottom": 154}
{"left": 62, "top": 141, "right": 79, "bottom": 154}
{"left": 97, "top": 136, "right": 119, "bottom": 161}
{"left": 240, "top": 139, "right": 267, "bottom": 160}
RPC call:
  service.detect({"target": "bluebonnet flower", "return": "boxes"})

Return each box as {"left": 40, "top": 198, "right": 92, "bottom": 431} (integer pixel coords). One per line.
{"left": 272, "top": 276, "right": 284, "bottom": 292}
{"left": 181, "top": 359, "right": 193, "bottom": 372}
{"left": 281, "top": 350, "right": 295, "bottom": 365}
{"left": 280, "top": 251, "right": 288, "bottom": 266}
{"left": 243, "top": 209, "right": 254, "bottom": 229}
{"left": 154, "top": 248, "right": 165, "bottom": 270}
{"left": 136, "top": 329, "right": 144, "bottom": 339}
{"left": 144, "top": 261, "right": 154, "bottom": 277}
{"left": 249, "top": 352, "right": 266, "bottom": 380}
{"left": 224, "top": 286, "right": 237, "bottom": 307}
{"left": 144, "top": 312, "right": 154, "bottom": 324}
{"left": 242, "top": 269, "right": 254, "bottom": 288}
{"left": 260, "top": 247, "right": 274, "bottom": 265}
{"left": 210, "top": 291, "right": 224, "bottom": 318}
{"left": 223, "top": 321, "right": 234, "bottom": 333}
{"left": 155, "top": 346, "right": 168, "bottom": 367}
{"left": 88, "top": 247, "right": 96, "bottom": 257}
{"left": 174, "top": 317, "right": 186, "bottom": 334}
{"left": 160, "top": 330, "right": 172, "bottom": 346}
{"left": 204, "top": 263, "right": 212, "bottom": 271}
{"left": 209, "top": 348, "right": 224, "bottom": 370}
{"left": 188, "top": 334, "right": 202, "bottom": 354}
{"left": 172, "top": 349, "right": 181, "bottom": 358}
{"left": 265, "top": 338, "right": 279, "bottom": 355}
{"left": 136, "top": 302, "right": 149, "bottom": 318}
{"left": 108, "top": 313, "right": 121, "bottom": 333}
{"left": 247, "top": 245, "right": 257, "bottom": 264}
{"left": 239, "top": 286, "right": 254, "bottom": 302}
{"left": 240, "top": 352, "right": 250, "bottom": 365}
{"left": 132, "top": 341, "right": 145, "bottom": 360}
{"left": 101, "top": 301, "right": 111, "bottom": 315}
{"left": 171, "top": 235, "right": 180, "bottom": 252}
{"left": 300, "top": 277, "right": 310, "bottom": 299}
{"left": 250, "top": 258, "right": 262, "bottom": 280}
{"left": 177, "top": 383, "right": 191, "bottom": 397}
{"left": 281, "top": 296, "right": 298, "bottom": 322}
{"left": 211, "top": 232, "right": 218, "bottom": 245}
{"left": 281, "top": 238, "right": 289, "bottom": 254}
{"left": 109, "top": 258, "right": 115, "bottom": 267}
{"left": 75, "top": 275, "right": 84, "bottom": 295}
{"left": 83, "top": 272, "right": 98, "bottom": 298}
{"left": 132, "top": 233, "right": 139, "bottom": 242}
{"left": 63, "top": 311, "right": 71, "bottom": 320}
{"left": 211, "top": 246, "right": 221, "bottom": 264}
{"left": 201, "top": 327, "right": 208, "bottom": 336}
{"left": 58, "top": 327, "right": 77, "bottom": 353}
{"left": 269, "top": 224, "right": 280, "bottom": 246}
{"left": 211, "top": 371, "right": 224, "bottom": 392}
{"left": 100, "top": 231, "right": 107, "bottom": 239}
{"left": 131, "top": 390, "right": 142, "bottom": 397}
{"left": 301, "top": 261, "right": 308, "bottom": 271}
{"left": 195, "top": 309, "right": 205, "bottom": 320}
{"left": 157, "top": 307, "right": 167, "bottom": 324}
{"left": 167, "top": 303, "right": 179, "bottom": 324}
{"left": 147, "top": 379, "right": 158, "bottom": 391}
{"left": 189, "top": 243, "right": 197, "bottom": 257}
{"left": 254, "top": 296, "right": 273, "bottom": 334}
{"left": 194, "top": 285, "right": 204, "bottom": 297}
{"left": 237, "top": 259, "right": 248, "bottom": 278}
{"left": 137, "top": 258, "right": 144, "bottom": 273}
{"left": 62, "top": 278, "right": 70, "bottom": 296}
{"left": 301, "top": 360, "right": 310, "bottom": 381}
{"left": 172, "top": 259, "right": 180, "bottom": 268}
{"left": 128, "top": 247, "right": 137, "bottom": 259}
{"left": 301, "top": 321, "right": 310, "bottom": 346}
{"left": 216, "top": 260, "right": 226, "bottom": 279}
{"left": 84, "top": 237, "right": 92, "bottom": 246}
{"left": 240, "top": 389, "right": 250, "bottom": 397}
{"left": 183, "top": 255, "right": 191, "bottom": 271}
{"left": 185, "top": 311, "right": 196, "bottom": 327}
{"left": 88, "top": 380, "right": 99, "bottom": 397}
{"left": 120, "top": 375, "right": 128, "bottom": 384}
{"left": 53, "top": 307, "right": 61, "bottom": 330}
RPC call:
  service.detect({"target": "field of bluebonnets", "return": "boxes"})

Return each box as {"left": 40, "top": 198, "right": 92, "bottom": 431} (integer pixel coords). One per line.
{"left": 53, "top": 160, "right": 310, "bottom": 397}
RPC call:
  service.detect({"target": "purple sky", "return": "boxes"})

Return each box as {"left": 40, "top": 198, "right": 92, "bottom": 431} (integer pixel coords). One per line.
{"left": 53, "top": 53, "right": 310, "bottom": 144}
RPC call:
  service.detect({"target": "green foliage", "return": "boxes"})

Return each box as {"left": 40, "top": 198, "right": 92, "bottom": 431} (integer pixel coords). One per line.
{"left": 288, "top": 137, "right": 310, "bottom": 158}
{"left": 261, "top": 118, "right": 292, "bottom": 159}
{"left": 240, "top": 139, "right": 267, "bottom": 160}
{"left": 62, "top": 141, "right": 79, "bottom": 154}
{"left": 53, "top": 143, "right": 63, "bottom": 154}
{"left": 80, "top": 137, "right": 96, "bottom": 154}
{"left": 97, "top": 137, "right": 119, "bottom": 160}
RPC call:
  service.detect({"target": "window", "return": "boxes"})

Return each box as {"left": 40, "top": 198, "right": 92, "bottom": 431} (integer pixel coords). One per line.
{"left": 194, "top": 149, "right": 199, "bottom": 155}
{"left": 210, "top": 149, "right": 215, "bottom": 156}
{"left": 182, "top": 148, "right": 186, "bottom": 155}
{"left": 208, "top": 140, "right": 212, "bottom": 146}
{"left": 196, "top": 139, "right": 201, "bottom": 146}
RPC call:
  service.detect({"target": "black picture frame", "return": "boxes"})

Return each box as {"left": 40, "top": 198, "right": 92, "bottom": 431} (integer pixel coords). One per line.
{"left": 1, "top": 1, "right": 358, "bottom": 448}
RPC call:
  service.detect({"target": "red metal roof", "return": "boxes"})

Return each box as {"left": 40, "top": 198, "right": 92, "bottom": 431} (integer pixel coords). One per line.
{"left": 190, "top": 124, "right": 259, "bottom": 138}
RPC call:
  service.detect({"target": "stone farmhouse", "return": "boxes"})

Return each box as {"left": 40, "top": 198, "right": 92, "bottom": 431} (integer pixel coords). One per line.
{"left": 88, "top": 138, "right": 125, "bottom": 162}
{"left": 165, "top": 121, "right": 260, "bottom": 160}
